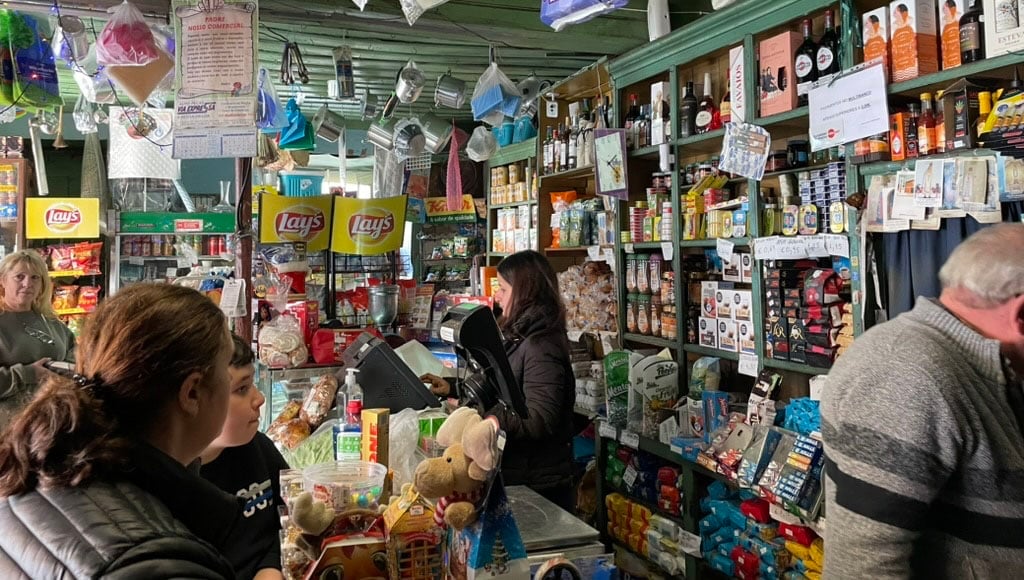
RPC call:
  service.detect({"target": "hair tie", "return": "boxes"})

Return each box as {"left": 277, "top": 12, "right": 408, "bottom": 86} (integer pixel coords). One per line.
{"left": 73, "top": 373, "right": 104, "bottom": 395}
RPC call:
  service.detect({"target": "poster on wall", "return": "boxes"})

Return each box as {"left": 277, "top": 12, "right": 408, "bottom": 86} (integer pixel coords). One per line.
{"left": 172, "top": 0, "right": 258, "bottom": 159}
{"left": 25, "top": 198, "right": 100, "bottom": 240}
{"left": 331, "top": 196, "right": 407, "bottom": 255}
{"left": 108, "top": 107, "right": 180, "bottom": 180}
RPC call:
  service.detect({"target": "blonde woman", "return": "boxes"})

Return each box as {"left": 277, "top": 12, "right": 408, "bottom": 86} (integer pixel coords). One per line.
{"left": 0, "top": 250, "right": 75, "bottom": 426}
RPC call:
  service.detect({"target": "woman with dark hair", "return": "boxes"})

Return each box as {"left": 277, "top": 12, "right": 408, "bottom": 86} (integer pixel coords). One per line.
{"left": 427, "top": 250, "right": 576, "bottom": 508}
{"left": 0, "top": 284, "right": 238, "bottom": 579}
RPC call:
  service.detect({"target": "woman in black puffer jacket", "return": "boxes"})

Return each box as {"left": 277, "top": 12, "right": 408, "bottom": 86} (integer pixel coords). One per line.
{"left": 0, "top": 284, "right": 239, "bottom": 579}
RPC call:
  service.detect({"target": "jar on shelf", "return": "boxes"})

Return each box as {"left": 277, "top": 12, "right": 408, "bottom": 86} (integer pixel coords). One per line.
{"left": 636, "top": 255, "right": 650, "bottom": 295}
{"left": 625, "top": 255, "right": 637, "bottom": 293}
{"left": 662, "top": 304, "right": 676, "bottom": 340}
{"left": 649, "top": 253, "right": 663, "bottom": 291}
{"left": 650, "top": 295, "right": 663, "bottom": 338}
{"left": 626, "top": 293, "right": 638, "bottom": 334}
{"left": 661, "top": 270, "right": 675, "bottom": 304}
{"left": 637, "top": 294, "right": 651, "bottom": 335}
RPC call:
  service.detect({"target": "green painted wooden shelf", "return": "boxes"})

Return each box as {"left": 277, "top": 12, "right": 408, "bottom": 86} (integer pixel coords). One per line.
{"left": 679, "top": 237, "right": 750, "bottom": 248}
{"left": 888, "top": 53, "right": 1024, "bottom": 96}
{"left": 488, "top": 199, "right": 537, "bottom": 210}
{"left": 623, "top": 242, "right": 668, "bottom": 251}
{"left": 858, "top": 148, "right": 1000, "bottom": 176}
{"left": 629, "top": 144, "right": 662, "bottom": 158}
{"left": 623, "top": 333, "right": 679, "bottom": 349}
{"left": 682, "top": 343, "right": 739, "bottom": 361}
{"left": 488, "top": 137, "right": 537, "bottom": 167}
{"left": 539, "top": 166, "right": 595, "bottom": 183}
{"left": 764, "top": 358, "right": 830, "bottom": 375}
{"left": 754, "top": 106, "right": 809, "bottom": 127}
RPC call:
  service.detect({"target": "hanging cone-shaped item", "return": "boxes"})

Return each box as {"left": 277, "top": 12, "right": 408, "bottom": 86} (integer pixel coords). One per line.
{"left": 446, "top": 121, "right": 463, "bottom": 211}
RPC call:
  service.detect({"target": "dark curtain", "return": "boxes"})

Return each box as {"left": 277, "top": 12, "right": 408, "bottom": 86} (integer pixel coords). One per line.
{"left": 872, "top": 202, "right": 1024, "bottom": 323}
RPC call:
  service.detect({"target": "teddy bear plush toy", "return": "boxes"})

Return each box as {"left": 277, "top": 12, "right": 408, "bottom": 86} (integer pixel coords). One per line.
{"left": 413, "top": 406, "right": 502, "bottom": 530}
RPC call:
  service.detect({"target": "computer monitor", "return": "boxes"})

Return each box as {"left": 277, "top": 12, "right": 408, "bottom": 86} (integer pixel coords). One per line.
{"left": 340, "top": 333, "right": 441, "bottom": 413}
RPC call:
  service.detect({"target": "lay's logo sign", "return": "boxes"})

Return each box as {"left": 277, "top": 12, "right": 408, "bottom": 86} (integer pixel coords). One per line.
{"left": 45, "top": 204, "right": 82, "bottom": 232}
{"left": 259, "top": 194, "right": 333, "bottom": 251}
{"left": 275, "top": 207, "right": 326, "bottom": 240}
{"left": 332, "top": 196, "right": 406, "bottom": 256}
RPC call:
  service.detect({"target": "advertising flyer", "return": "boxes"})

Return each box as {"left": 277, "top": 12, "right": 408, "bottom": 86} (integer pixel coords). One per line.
{"left": 25, "top": 198, "right": 100, "bottom": 239}
{"left": 172, "top": 0, "right": 258, "bottom": 158}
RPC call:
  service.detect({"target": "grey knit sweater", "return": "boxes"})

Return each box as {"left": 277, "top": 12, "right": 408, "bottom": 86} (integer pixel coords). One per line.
{"left": 822, "top": 299, "right": 1024, "bottom": 579}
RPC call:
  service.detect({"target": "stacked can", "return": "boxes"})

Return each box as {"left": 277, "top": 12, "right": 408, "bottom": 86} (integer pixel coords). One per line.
{"left": 660, "top": 201, "right": 673, "bottom": 242}
{"left": 629, "top": 202, "right": 647, "bottom": 243}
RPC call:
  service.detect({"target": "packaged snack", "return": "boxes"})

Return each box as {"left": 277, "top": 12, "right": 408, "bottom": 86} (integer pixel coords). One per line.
{"left": 49, "top": 245, "right": 74, "bottom": 271}
{"left": 77, "top": 286, "right": 101, "bottom": 310}
{"left": 52, "top": 286, "right": 79, "bottom": 310}
{"left": 299, "top": 373, "right": 339, "bottom": 429}
{"left": 71, "top": 241, "right": 103, "bottom": 273}
{"left": 270, "top": 400, "right": 302, "bottom": 429}
{"left": 269, "top": 418, "right": 311, "bottom": 450}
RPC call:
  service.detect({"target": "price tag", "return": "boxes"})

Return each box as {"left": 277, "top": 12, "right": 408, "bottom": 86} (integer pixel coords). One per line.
{"left": 660, "top": 241, "right": 674, "bottom": 261}
{"left": 805, "top": 235, "right": 828, "bottom": 258}
{"left": 545, "top": 100, "right": 559, "bottom": 119}
{"left": 623, "top": 465, "right": 639, "bottom": 487}
{"left": 567, "top": 330, "right": 584, "bottom": 343}
{"left": 823, "top": 234, "right": 850, "bottom": 257}
{"left": 598, "top": 420, "right": 618, "bottom": 440}
{"left": 619, "top": 430, "right": 640, "bottom": 449}
{"left": 165, "top": 267, "right": 178, "bottom": 278}
{"left": 753, "top": 236, "right": 809, "bottom": 260}
{"left": 739, "top": 354, "right": 759, "bottom": 377}
{"left": 717, "top": 238, "right": 735, "bottom": 261}
{"left": 587, "top": 245, "right": 602, "bottom": 261}
{"left": 177, "top": 257, "right": 192, "bottom": 269}
{"left": 128, "top": 256, "right": 144, "bottom": 266}
{"left": 599, "top": 331, "right": 617, "bottom": 354}
{"left": 603, "top": 248, "right": 616, "bottom": 270}
{"left": 624, "top": 243, "right": 635, "bottom": 254}
{"left": 219, "top": 279, "right": 244, "bottom": 317}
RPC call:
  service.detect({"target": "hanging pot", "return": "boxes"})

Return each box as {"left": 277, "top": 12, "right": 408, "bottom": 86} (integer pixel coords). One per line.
{"left": 393, "top": 119, "right": 426, "bottom": 161}
{"left": 419, "top": 113, "right": 453, "bottom": 154}
{"left": 367, "top": 117, "right": 399, "bottom": 150}
{"left": 516, "top": 75, "right": 552, "bottom": 118}
{"left": 395, "top": 61, "right": 425, "bottom": 104}
{"left": 435, "top": 72, "right": 466, "bottom": 109}
{"left": 312, "top": 104, "right": 345, "bottom": 142}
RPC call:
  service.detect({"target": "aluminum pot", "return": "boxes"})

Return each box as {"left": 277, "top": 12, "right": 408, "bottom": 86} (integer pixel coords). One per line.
{"left": 366, "top": 117, "right": 398, "bottom": 150}
{"left": 395, "top": 61, "right": 425, "bottom": 104}
{"left": 435, "top": 72, "right": 466, "bottom": 109}
{"left": 419, "top": 113, "right": 453, "bottom": 154}
{"left": 312, "top": 105, "right": 345, "bottom": 142}
{"left": 369, "top": 285, "right": 400, "bottom": 328}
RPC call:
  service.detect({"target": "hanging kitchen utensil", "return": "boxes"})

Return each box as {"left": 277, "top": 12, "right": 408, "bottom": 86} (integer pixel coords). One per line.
{"left": 312, "top": 104, "right": 345, "bottom": 142}
{"left": 395, "top": 60, "right": 425, "bottom": 104}
{"left": 419, "top": 112, "right": 453, "bottom": 154}
{"left": 332, "top": 46, "right": 355, "bottom": 99}
{"left": 435, "top": 71, "right": 466, "bottom": 109}
{"left": 392, "top": 118, "right": 425, "bottom": 161}
{"left": 52, "top": 106, "right": 68, "bottom": 149}
{"left": 28, "top": 116, "right": 50, "bottom": 196}
{"left": 367, "top": 117, "right": 399, "bottom": 150}
{"left": 516, "top": 75, "right": 552, "bottom": 118}
{"left": 279, "top": 42, "right": 310, "bottom": 85}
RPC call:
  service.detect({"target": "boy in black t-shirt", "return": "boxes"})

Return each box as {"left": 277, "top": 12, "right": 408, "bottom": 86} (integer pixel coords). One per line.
{"left": 201, "top": 334, "right": 290, "bottom": 580}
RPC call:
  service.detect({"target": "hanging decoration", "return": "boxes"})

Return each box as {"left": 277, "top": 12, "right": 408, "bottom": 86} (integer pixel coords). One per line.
{"left": 331, "top": 46, "right": 355, "bottom": 100}
{"left": 399, "top": 0, "right": 452, "bottom": 26}
{"left": 445, "top": 122, "right": 463, "bottom": 211}
{"left": 279, "top": 98, "right": 315, "bottom": 150}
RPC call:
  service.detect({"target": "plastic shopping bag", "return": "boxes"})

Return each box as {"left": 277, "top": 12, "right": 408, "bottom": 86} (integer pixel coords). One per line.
{"left": 540, "top": 0, "right": 629, "bottom": 32}
{"left": 257, "top": 68, "right": 288, "bottom": 132}
{"left": 466, "top": 125, "right": 497, "bottom": 162}
{"left": 96, "top": 1, "right": 163, "bottom": 66}
{"left": 399, "top": 0, "right": 451, "bottom": 26}
{"left": 470, "top": 63, "right": 519, "bottom": 126}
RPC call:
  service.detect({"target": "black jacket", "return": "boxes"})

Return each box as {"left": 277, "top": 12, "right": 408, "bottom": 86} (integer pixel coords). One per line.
{"left": 0, "top": 444, "right": 239, "bottom": 579}
{"left": 489, "top": 316, "right": 575, "bottom": 490}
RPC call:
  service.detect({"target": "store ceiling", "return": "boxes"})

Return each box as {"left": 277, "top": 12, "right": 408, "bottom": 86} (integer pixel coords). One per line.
{"left": 30, "top": 0, "right": 714, "bottom": 128}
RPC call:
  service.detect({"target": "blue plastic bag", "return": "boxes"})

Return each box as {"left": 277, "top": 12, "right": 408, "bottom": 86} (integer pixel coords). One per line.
{"left": 540, "top": 0, "right": 628, "bottom": 32}
{"left": 256, "top": 68, "right": 288, "bottom": 133}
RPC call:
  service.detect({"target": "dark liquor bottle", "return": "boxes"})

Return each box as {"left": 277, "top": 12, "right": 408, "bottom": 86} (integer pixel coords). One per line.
{"left": 695, "top": 72, "right": 719, "bottom": 134}
{"left": 560, "top": 118, "right": 570, "bottom": 171}
{"left": 680, "top": 81, "right": 698, "bottom": 137}
{"left": 906, "top": 103, "right": 920, "bottom": 159}
{"left": 959, "top": 0, "right": 986, "bottom": 64}
{"left": 543, "top": 127, "right": 553, "bottom": 174}
{"left": 624, "top": 93, "right": 640, "bottom": 149}
{"left": 816, "top": 9, "right": 841, "bottom": 81}
{"left": 795, "top": 18, "right": 818, "bottom": 107}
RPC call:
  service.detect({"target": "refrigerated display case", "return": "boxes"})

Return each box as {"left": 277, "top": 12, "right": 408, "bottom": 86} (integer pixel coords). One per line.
{"left": 0, "top": 158, "right": 31, "bottom": 258}
{"left": 109, "top": 211, "right": 236, "bottom": 294}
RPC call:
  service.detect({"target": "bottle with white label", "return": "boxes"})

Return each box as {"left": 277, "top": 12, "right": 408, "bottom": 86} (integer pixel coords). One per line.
{"left": 334, "top": 368, "right": 362, "bottom": 461}
{"left": 816, "top": 9, "right": 840, "bottom": 82}
{"left": 795, "top": 18, "right": 818, "bottom": 106}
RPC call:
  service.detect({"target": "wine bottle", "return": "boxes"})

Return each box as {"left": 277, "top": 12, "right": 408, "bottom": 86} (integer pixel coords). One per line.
{"left": 543, "top": 127, "right": 553, "bottom": 174}
{"left": 560, "top": 118, "right": 570, "bottom": 171}
{"left": 959, "top": 0, "right": 985, "bottom": 64}
{"left": 624, "top": 93, "right": 640, "bottom": 149}
{"left": 816, "top": 9, "right": 841, "bottom": 82}
{"left": 695, "top": 72, "right": 719, "bottom": 134}
{"left": 680, "top": 81, "right": 698, "bottom": 137}
{"left": 795, "top": 18, "right": 818, "bottom": 107}
{"left": 568, "top": 115, "right": 578, "bottom": 169}
{"left": 720, "top": 89, "right": 732, "bottom": 125}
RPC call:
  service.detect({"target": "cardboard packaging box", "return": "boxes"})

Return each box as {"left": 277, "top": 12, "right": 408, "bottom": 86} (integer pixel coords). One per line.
{"left": 723, "top": 254, "right": 742, "bottom": 282}
{"left": 718, "top": 319, "right": 739, "bottom": 352}
{"left": 716, "top": 289, "right": 735, "bottom": 319}
{"left": 699, "top": 317, "right": 718, "bottom": 349}
{"left": 758, "top": 31, "right": 801, "bottom": 117}
{"left": 729, "top": 44, "right": 746, "bottom": 123}
{"left": 740, "top": 253, "right": 754, "bottom": 283}
{"left": 701, "top": 281, "right": 718, "bottom": 318}
{"left": 651, "top": 81, "right": 671, "bottom": 144}
{"left": 733, "top": 290, "right": 753, "bottom": 322}
{"left": 942, "top": 79, "right": 984, "bottom": 150}
{"left": 890, "top": 0, "right": 939, "bottom": 82}
{"left": 983, "top": 0, "right": 1024, "bottom": 58}
{"left": 939, "top": 0, "right": 963, "bottom": 69}
{"left": 863, "top": 7, "right": 891, "bottom": 81}
{"left": 361, "top": 408, "right": 389, "bottom": 465}
{"left": 738, "top": 321, "right": 757, "bottom": 354}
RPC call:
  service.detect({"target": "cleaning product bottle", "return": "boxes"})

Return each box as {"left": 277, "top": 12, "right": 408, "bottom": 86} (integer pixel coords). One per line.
{"left": 334, "top": 368, "right": 362, "bottom": 461}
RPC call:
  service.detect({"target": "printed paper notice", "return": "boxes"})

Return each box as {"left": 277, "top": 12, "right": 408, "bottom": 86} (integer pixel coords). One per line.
{"left": 173, "top": 0, "right": 258, "bottom": 158}
{"left": 809, "top": 63, "right": 889, "bottom": 152}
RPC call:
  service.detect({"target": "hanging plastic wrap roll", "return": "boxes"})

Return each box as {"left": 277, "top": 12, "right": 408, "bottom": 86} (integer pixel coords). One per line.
{"left": 539, "top": 0, "right": 629, "bottom": 32}
{"left": 372, "top": 146, "right": 405, "bottom": 198}
{"left": 80, "top": 133, "right": 110, "bottom": 232}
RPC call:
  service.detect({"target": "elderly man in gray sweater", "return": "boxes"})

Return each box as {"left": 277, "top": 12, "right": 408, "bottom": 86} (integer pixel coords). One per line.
{"left": 822, "top": 223, "right": 1024, "bottom": 579}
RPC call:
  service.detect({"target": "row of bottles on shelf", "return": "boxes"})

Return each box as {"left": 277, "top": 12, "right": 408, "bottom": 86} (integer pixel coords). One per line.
{"left": 120, "top": 234, "right": 229, "bottom": 258}
{"left": 542, "top": 96, "right": 613, "bottom": 175}
{"left": 795, "top": 8, "right": 840, "bottom": 106}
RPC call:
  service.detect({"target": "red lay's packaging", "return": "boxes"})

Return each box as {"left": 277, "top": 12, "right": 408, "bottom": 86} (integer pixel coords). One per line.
{"left": 48, "top": 245, "right": 74, "bottom": 271}
{"left": 71, "top": 242, "right": 103, "bottom": 273}
{"left": 311, "top": 328, "right": 364, "bottom": 364}
{"left": 78, "top": 286, "right": 101, "bottom": 310}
